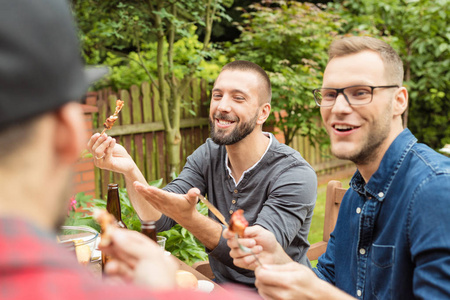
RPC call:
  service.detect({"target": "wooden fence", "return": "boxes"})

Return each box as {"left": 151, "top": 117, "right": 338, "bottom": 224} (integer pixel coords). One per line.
{"left": 91, "top": 79, "right": 353, "bottom": 199}
{"left": 93, "top": 79, "right": 210, "bottom": 198}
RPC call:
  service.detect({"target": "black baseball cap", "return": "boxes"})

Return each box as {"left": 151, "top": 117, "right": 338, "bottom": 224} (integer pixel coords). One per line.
{"left": 0, "top": 0, "right": 108, "bottom": 129}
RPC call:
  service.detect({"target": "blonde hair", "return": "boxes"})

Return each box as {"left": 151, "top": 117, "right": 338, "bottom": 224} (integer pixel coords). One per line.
{"left": 328, "top": 36, "right": 404, "bottom": 85}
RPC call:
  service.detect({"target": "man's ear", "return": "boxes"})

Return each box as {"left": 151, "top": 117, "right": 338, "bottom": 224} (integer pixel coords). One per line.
{"left": 393, "top": 86, "right": 408, "bottom": 117}
{"left": 53, "top": 103, "right": 85, "bottom": 164}
{"left": 257, "top": 103, "right": 271, "bottom": 125}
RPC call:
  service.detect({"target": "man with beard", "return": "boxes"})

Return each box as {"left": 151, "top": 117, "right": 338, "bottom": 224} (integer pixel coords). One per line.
{"left": 0, "top": 0, "right": 264, "bottom": 298}
{"left": 224, "top": 36, "right": 450, "bottom": 299}
{"left": 88, "top": 60, "right": 317, "bottom": 287}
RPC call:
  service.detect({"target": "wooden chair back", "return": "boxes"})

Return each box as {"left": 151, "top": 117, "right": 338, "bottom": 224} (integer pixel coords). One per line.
{"left": 307, "top": 180, "right": 347, "bottom": 261}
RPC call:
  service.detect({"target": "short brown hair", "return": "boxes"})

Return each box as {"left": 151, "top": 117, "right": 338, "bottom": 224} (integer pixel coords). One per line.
{"left": 221, "top": 60, "right": 272, "bottom": 104}
{"left": 328, "top": 36, "right": 404, "bottom": 85}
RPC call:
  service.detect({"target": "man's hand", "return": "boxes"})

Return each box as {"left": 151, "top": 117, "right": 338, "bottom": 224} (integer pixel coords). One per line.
{"left": 223, "top": 225, "right": 293, "bottom": 270}
{"left": 100, "top": 228, "right": 178, "bottom": 290}
{"left": 133, "top": 182, "right": 200, "bottom": 224}
{"left": 134, "top": 183, "right": 223, "bottom": 250}
{"left": 87, "top": 133, "right": 135, "bottom": 175}
{"left": 255, "top": 262, "right": 355, "bottom": 300}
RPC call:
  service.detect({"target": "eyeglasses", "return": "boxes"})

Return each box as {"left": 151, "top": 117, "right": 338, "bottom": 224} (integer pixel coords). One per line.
{"left": 312, "top": 85, "right": 399, "bottom": 107}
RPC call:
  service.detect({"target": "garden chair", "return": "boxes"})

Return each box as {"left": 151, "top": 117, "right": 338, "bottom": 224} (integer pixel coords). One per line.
{"left": 306, "top": 180, "right": 346, "bottom": 261}
{"left": 192, "top": 180, "right": 348, "bottom": 279}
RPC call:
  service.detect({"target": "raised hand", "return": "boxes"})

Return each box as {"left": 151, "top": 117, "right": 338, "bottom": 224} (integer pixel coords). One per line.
{"left": 87, "top": 133, "right": 135, "bottom": 175}
{"left": 133, "top": 183, "right": 200, "bottom": 223}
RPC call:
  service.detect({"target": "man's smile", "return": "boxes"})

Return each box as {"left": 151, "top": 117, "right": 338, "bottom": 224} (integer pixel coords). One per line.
{"left": 331, "top": 123, "right": 361, "bottom": 136}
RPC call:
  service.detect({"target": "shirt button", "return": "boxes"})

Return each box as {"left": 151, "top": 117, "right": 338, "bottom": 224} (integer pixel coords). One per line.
{"left": 232, "top": 200, "right": 236, "bottom": 204}
{"left": 378, "top": 192, "right": 384, "bottom": 197}
{"left": 234, "top": 189, "right": 238, "bottom": 193}
{"left": 357, "top": 290, "right": 362, "bottom": 297}
{"left": 229, "top": 210, "right": 233, "bottom": 215}
{"left": 356, "top": 207, "right": 362, "bottom": 214}
{"left": 359, "top": 248, "right": 366, "bottom": 255}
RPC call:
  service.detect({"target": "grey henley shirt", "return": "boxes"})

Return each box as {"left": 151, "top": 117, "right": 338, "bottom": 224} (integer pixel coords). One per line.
{"left": 157, "top": 133, "right": 317, "bottom": 287}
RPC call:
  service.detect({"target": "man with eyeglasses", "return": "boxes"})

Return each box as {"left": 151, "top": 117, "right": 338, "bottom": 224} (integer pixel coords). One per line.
{"left": 223, "top": 36, "right": 450, "bottom": 299}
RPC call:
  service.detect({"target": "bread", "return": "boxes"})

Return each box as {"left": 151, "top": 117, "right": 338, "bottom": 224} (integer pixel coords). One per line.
{"left": 75, "top": 244, "right": 91, "bottom": 265}
{"left": 175, "top": 270, "right": 198, "bottom": 289}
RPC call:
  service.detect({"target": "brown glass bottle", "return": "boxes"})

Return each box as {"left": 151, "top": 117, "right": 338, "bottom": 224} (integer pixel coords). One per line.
{"left": 102, "top": 183, "right": 127, "bottom": 272}
{"left": 106, "top": 183, "right": 127, "bottom": 229}
{"left": 141, "top": 220, "right": 157, "bottom": 242}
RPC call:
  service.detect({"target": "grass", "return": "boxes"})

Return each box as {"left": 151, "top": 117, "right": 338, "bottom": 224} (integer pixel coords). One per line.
{"left": 308, "top": 176, "right": 352, "bottom": 267}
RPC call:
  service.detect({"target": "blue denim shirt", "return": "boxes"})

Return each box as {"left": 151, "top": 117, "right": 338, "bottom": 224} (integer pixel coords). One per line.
{"left": 314, "top": 129, "right": 450, "bottom": 299}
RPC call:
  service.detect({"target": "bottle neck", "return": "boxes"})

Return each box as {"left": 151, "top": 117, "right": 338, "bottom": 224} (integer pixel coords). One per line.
{"left": 141, "top": 220, "right": 157, "bottom": 242}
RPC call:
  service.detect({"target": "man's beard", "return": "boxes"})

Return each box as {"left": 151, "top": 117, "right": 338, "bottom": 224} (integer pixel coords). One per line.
{"left": 332, "top": 105, "right": 392, "bottom": 165}
{"left": 209, "top": 112, "right": 259, "bottom": 145}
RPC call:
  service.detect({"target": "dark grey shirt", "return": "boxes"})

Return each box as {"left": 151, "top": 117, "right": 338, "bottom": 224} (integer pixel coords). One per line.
{"left": 156, "top": 133, "right": 317, "bottom": 286}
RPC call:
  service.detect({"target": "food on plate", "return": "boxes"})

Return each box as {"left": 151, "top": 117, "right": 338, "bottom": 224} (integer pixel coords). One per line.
{"left": 101, "top": 99, "right": 124, "bottom": 135}
{"left": 175, "top": 270, "right": 198, "bottom": 289}
{"left": 93, "top": 208, "right": 116, "bottom": 247}
{"left": 75, "top": 244, "right": 92, "bottom": 265}
{"left": 229, "top": 209, "right": 248, "bottom": 237}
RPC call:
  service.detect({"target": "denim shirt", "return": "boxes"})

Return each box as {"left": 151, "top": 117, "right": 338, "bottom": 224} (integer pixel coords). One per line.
{"left": 314, "top": 129, "right": 450, "bottom": 299}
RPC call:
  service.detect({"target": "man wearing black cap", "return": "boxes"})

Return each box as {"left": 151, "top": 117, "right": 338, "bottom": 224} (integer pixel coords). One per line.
{"left": 0, "top": 0, "right": 260, "bottom": 299}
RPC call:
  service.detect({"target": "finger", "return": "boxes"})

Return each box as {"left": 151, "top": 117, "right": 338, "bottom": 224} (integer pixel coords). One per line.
{"left": 237, "top": 237, "right": 257, "bottom": 248}
{"left": 94, "top": 136, "right": 113, "bottom": 159}
{"left": 134, "top": 182, "right": 179, "bottom": 210}
{"left": 108, "top": 228, "right": 163, "bottom": 262}
{"left": 255, "top": 267, "right": 288, "bottom": 289}
{"left": 104, "top": 137, "right": 116, "bottom": 158}
{"left": 86, "top": 133, "right": 101, "bottom": 153}
{"left": 223, "top": 228, "right": 234, "bottom": 239}
{"left": 134, "top": 182, "right": 163, "bottom": 199}
{"left": 226, "top": 235, "right": 239, "bottom": 249}
{"left": 104, "top": 259, "right": 135, "bottom": 282}
{"left": 187, "top": 187, "right": 201, "bottom": 205}
{"left": 91, "top": 132, "right": 108, "bottom": 150}
{"left": 231, "top": 254, "right": 259, "bottom": 270}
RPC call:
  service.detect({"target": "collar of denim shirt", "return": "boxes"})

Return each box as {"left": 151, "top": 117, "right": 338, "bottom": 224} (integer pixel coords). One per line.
{"left": 350, "top": 128, "right": 417, "bottom": 201}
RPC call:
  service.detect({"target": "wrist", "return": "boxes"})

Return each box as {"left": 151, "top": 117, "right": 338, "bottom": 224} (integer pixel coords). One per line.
{"left": 274, "top": 243, "right": 294, "bottom": 264}
{"left": 123, "top": 165, "right": 144, "bottom": 181}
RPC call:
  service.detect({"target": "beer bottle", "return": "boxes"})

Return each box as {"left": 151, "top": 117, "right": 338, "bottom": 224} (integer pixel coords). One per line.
{"left": 106, "top": 183, "right": 127, "bottom": 229}
{"left": 102, "top": 183, "right": 127, "bottom": 271}
{"left": 140, "top": 220, "right": 157, "bottom": 242}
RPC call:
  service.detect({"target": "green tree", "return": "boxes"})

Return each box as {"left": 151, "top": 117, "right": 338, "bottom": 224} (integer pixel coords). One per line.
{"left": 224, "top": 1, "right": 344, "bottom": 145}
{"left": 72, "top": 0, "right": 233, "bottom": 177}
{"left": 333, "top": 0, "right": 450, "bottom": 148}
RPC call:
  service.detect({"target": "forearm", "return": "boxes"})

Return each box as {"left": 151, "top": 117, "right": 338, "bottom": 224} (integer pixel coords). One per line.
{"left": 272, "top": 242, "right": 294, "bottom": 265}
{"left": 314, "top": 280, "right": 356, "bottom": 300}
{"left": 124, "top": 166, "right": 162, "bottom": 221}
{"left": 177, "top": 211, "right": 222, "bottom": 250}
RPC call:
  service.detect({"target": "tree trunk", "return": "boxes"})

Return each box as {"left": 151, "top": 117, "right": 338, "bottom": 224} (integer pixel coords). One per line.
{"left": 165, "top": 127, "right": 181, "bottom": 181}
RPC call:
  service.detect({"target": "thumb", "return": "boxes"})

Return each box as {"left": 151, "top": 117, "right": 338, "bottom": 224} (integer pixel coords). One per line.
{"left": 187, "top": 187, "right": 201, "bottom": 204}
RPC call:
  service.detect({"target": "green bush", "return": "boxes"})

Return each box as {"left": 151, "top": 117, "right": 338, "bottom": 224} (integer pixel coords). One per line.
{"left": 65, "top": 178, "right": 208, "bottom": 265}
